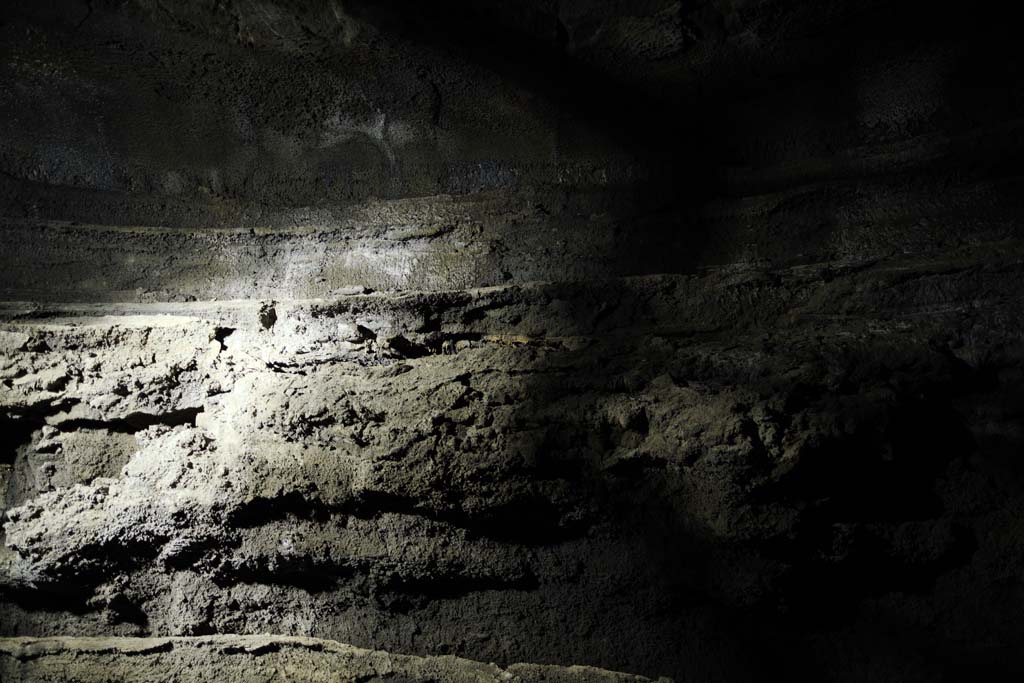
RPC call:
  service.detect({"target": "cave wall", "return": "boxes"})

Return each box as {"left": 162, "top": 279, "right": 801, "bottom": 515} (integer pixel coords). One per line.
{"left": 2, "top": 2, "right": 1023, "bottom": 682}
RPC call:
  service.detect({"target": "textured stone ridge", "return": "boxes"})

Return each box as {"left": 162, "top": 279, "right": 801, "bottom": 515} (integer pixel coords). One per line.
{"left": 0, "top": 635, "right": 665, "bottom": 682}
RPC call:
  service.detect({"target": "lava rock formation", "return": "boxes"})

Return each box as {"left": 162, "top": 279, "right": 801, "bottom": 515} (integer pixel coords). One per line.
{"left": 2, "top": 2, "right": 1023, "bottom": 681}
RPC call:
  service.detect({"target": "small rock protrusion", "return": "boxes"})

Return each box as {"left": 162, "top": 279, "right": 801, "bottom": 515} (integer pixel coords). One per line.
{"left": 337, "top": 285, "right": 373, "bottom": 296}
{"left": 258, "top": 303, "right": 278, "bottom": 330}
{"left": 337, "top": 322, "right": 375, "bottom": 343}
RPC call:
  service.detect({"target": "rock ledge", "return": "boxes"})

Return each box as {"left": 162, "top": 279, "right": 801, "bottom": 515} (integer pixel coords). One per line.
{"left": 0, "top": 635, "right": 667, "bottom": 682}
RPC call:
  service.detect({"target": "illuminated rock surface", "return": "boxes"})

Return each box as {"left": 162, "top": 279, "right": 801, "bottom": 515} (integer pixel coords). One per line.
{"left": 2, "top": 1, "right": 1024, "bottom": 682}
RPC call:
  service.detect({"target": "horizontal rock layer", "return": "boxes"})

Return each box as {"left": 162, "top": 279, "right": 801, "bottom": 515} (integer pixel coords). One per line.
{"left": 0, "top": 635, "right": 663, "bottom": 682}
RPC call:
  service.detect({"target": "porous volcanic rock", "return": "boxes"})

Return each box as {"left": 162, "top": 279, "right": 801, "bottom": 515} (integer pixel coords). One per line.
{"left": 2, "top": 1, "right": 1024, "bottom": 682}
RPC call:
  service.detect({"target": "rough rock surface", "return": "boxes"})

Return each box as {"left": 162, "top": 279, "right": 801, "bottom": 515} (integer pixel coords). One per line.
{"left": 2, "top": 1, "right": 1024, "bottom": 682}
{"left": 3, "top": 253, "right": 1024, "bottom": 680}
